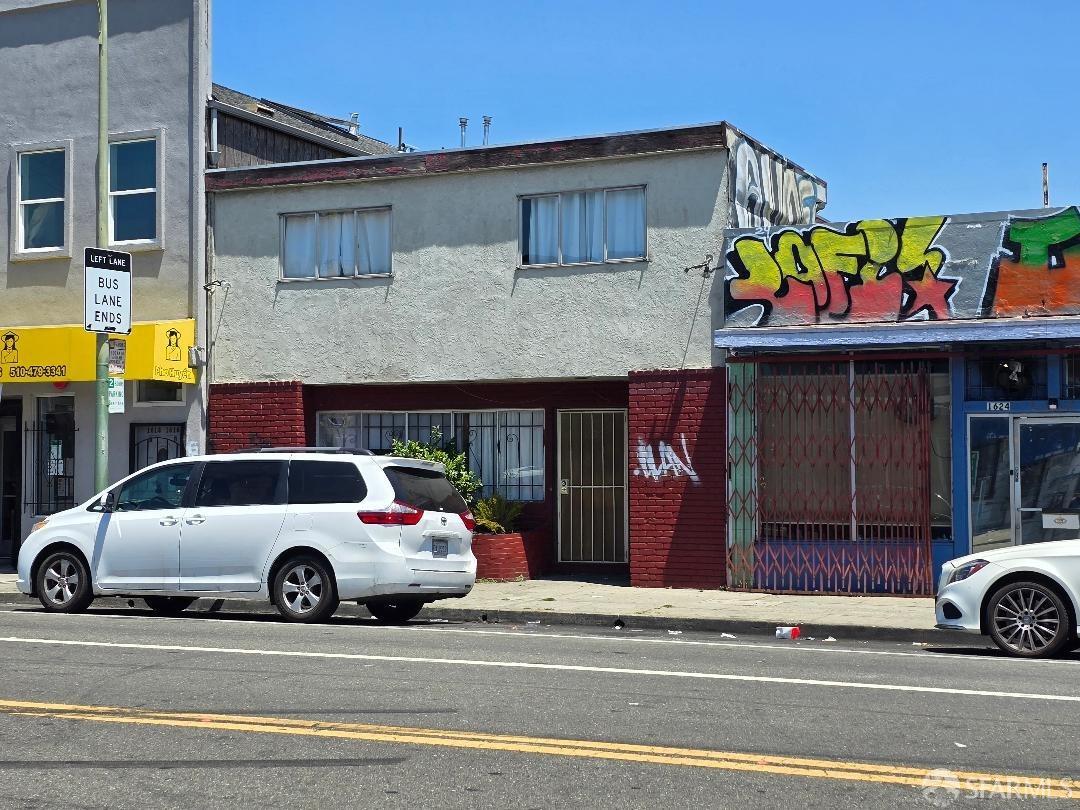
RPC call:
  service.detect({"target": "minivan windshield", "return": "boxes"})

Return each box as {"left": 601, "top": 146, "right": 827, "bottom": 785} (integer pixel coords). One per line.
{"left": 385, "top": 466, "right": 467, "bottom": 512}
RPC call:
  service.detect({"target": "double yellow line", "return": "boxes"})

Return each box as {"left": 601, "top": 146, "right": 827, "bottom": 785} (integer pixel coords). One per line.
{"left": 0, "top": 698, "right": 1072, "bottom": 799}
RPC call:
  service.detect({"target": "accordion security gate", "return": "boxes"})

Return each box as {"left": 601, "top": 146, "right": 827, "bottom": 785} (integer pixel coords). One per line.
{"left": 727, "top": 359, "right": 935, "bottom": 595}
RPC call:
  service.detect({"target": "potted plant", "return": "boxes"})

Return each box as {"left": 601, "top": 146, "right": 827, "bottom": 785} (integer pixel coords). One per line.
{"left": 471, "top": 493, "right": 549, "bottom": 580}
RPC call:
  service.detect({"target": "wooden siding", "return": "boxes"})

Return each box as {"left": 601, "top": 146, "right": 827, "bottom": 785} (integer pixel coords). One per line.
{"left": 216, "top": 112, "right": 351, "bottom": 169}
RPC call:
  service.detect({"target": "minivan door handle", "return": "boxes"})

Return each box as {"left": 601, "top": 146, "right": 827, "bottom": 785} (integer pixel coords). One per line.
{"left": 185, "top": 514, "right": 206, "bottom": 525}
{"left": 159, "top": 516, "right": 179, "bottom": 527}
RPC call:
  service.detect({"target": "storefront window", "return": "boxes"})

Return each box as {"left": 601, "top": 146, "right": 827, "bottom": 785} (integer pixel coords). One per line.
{"left": 1063, "top": 356, "right": 1080, "bottom": 399}
{"left": 32, "top": 397, "right": 75, "bottom": 515}
{"left": 317, "top": 409, "right": 545, "bottom": 501}
{"left": 965, "top": 356, "right": 1047, "bottom": 401}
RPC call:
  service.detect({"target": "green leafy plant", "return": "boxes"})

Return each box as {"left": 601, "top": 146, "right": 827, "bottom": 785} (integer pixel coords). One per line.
{"left": 390, "top": 428, "right": 482, "bottom": 504}
{"left": 472, "top": 493, "right": 524, "bottom": 534}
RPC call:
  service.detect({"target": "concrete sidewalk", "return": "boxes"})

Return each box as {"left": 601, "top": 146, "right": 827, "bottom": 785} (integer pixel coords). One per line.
{"left": 0, "top": 573, "right": 954, "bottom": 643}
{"left": 420, "top": 579, "right": 949, "bottom": 642}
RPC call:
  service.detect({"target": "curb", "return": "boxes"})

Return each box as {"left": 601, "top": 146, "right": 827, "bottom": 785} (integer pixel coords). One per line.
{"left": 0, "top": 592, "right": 972, "bottom": 646}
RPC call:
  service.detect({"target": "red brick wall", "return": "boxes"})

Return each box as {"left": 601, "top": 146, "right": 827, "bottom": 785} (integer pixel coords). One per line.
{"left": 628, "top": 369, "right": 726, "bottom": 589}
{"left": 208, "top": 382, "right": 306, "bottom": 453}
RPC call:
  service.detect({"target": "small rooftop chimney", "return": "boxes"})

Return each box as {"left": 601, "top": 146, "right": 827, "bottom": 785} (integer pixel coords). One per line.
{"left": 482, "top": 115, "right": 492, "bottom": 146}
{"left": 348, "top": 113, "right": 359, "bottom": 136}
{"left": 459, "top": 117, "right": 468, "bottom": 148}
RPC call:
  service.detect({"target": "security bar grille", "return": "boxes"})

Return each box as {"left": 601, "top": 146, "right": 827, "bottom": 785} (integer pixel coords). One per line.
{"left": 728, "top": 359, "right": 934, "bottom": 595}
{"left": 558, "top": 410, "right": 627, "bottom": 563}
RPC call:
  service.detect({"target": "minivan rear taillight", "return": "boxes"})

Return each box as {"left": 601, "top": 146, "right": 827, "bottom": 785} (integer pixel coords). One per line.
{"left": 460, "top": 511, "right": 476, "bottom": 531}
{"left": 358, "top": 500, "right": 424, "bottom": 526}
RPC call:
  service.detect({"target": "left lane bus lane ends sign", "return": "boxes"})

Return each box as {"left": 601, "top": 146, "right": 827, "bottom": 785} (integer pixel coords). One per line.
{"left": 84, "top": 247, "right": 132, "bottom": 335}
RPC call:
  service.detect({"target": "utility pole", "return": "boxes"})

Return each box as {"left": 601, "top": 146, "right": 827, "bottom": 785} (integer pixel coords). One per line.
{"left": 95, "top": 0, "right": 109, "bottom": 491}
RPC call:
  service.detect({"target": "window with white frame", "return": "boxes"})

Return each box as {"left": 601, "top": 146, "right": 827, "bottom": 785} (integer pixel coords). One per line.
{"left": 17, "top": 149, "right": 67, "bottom": 252}
{"left": 282, "top": 208, "right": 392, "bottom": 279}
{"left": 317, "top": 409, "right": 545, "bottom": 501}
{"left": 520, "top": 186, "right": 645, "bottom": 267}
{"left": 110, "top": 138, "right": 158, "bottom": 243}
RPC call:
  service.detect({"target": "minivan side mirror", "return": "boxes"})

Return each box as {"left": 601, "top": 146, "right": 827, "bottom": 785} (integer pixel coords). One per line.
{"left": 95, "top": 491, "right": 116, "bottom": 513}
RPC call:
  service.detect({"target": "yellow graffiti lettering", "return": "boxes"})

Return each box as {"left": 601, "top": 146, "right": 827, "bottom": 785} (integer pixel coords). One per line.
{"left": 896, "top": 216, "right": 946, "bottom": 275}
{"left": 856, "top": 220, "right": 899, "bottom": 265}
{"left": 808, "top": 229, "right": 863, "bottom": 278}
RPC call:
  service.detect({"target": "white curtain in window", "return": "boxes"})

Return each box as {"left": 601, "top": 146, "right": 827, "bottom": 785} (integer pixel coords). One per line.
{"left": 524, "top": 196, "right": 558, "bottom": 265}
{"left": 357, "top": 209, "right": 391, "bottom": 275}
{"left": 283, "top": 214, "right": 316, "bottom": 278}
{"left": 317, "top": 212, "right": 356, "bottom": 277}
{"left": 605, "top": 187, "right": 645, "bottom": 260}
{"left": 560, "top": 191, "right": 603, "bottom": 263}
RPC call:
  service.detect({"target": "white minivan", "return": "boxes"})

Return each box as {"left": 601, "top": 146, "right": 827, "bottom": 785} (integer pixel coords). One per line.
{"left": 16, "top": 449, "right": 477, "bottom": 623}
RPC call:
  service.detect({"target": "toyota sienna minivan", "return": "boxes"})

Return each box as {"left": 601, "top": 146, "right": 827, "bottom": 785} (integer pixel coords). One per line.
{"left": 16, "top": 449, "right": 477, "bottom": 623}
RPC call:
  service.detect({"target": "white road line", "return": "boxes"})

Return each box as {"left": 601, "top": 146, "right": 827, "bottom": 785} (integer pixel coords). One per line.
{"left": 0, "top": 634, "right": 1078, "bottom": 703}
{"left": 0, "top": 609, "right": 1058, "bottom": 666}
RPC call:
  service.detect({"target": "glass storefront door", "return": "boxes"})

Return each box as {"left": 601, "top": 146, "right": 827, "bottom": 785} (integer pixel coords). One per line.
{"left": 969, "top": 416, "right": 1080, "bottom": 552}
{"left": 970, "top": 417, "right": 1013, "bottom": 553}
{"left": 1017, "top": 419, "right": 1080, "bottom": 545}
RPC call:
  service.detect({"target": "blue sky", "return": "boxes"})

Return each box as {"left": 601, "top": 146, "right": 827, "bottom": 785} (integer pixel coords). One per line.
{"left": 214, "top": 1, "right": 1078, "bottom": 221}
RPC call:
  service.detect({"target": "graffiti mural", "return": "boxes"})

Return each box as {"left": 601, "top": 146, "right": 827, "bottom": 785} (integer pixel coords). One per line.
{"left": 728, "top": 132, "right": 826, "bottom": 228}
{"left": 985, "top": 207, "right": 1080, "bottom": 318}
{"left": 634, "top": 434, "right": 700, "bottom": 484}
{"left": 723, "top": 206, "right": 1080, "bottom": 328}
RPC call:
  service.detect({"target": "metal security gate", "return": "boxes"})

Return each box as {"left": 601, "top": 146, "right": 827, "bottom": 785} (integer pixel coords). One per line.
{"left": 130, "top": 424, "right": 185, "bottom": 472}
{"left": 728, "top": 359, "right": 934, "bottom": 594}
{"left": 558, "top": 410, "right": 627, "bottom": 563}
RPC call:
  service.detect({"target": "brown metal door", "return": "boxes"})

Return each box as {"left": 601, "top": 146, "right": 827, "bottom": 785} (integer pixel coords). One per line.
{"left": 558, "top": 410, "right": 626, "bottom": 563}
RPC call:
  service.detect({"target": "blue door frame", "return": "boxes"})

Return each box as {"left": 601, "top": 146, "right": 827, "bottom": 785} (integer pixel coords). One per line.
{"left": 945, "top": 353, "right": 1080, "bottom": 582}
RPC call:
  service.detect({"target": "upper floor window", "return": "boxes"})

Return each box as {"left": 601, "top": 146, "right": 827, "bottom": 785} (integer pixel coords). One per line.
{"left": 281, "top": 207, "right": 392, "bottom": 279}
{"left": 110, "top": 137, "right": 158, "bottom": 244}
{"left": 519, "top": 185, "right": 646, "bottom": 267}
{"left": 18, "top": 148, "right": 67, "bottom": 252}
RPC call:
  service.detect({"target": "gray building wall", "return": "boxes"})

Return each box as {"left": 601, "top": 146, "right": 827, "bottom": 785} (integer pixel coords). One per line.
{"left": 0, "top": 0, "right": 208, "bottom": 540}
{"left": 210, "top": 148, "right": 731, "bottom": 385}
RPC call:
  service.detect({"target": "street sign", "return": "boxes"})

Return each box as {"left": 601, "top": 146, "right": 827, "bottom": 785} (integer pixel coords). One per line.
{"left": 107, "top": 376, "right": 125, "bottom": 413}
{"left": 107, "top": 338, "right": 126, "bottom": 376}
{"left": 84, "top": 247, "right": 132, "bottom": 334}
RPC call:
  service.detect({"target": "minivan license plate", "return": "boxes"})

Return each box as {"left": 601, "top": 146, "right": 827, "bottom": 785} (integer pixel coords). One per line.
{"left": 432, "top": 539, "right": 449, "bottom": 558}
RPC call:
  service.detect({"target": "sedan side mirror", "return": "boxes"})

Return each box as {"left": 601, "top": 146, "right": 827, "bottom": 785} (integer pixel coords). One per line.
{"left": 98, "top": 491, "right": 116, "bottom": 513}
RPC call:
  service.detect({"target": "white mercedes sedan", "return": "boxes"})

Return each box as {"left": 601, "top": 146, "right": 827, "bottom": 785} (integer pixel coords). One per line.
{"left": 936, "top": 540, "right": 1080, "bottom": 658}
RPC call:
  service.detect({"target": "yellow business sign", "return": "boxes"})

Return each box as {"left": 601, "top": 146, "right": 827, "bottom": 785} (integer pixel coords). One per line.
{"left": 0, "top": 319, "right": 196, "bottom": 384}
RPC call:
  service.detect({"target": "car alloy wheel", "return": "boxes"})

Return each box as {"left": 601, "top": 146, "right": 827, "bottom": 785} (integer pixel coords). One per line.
{"left": 272, "top": 556, "right": 339, "bottom": 623}
{"left": 281, "top": 563, "right": 324, "bottom": 615}
{"left": 35, "top": 551, "right": 93, "bottom": 613}
{"left": 988, "top": 582, "right": 1070, "bottom": 658}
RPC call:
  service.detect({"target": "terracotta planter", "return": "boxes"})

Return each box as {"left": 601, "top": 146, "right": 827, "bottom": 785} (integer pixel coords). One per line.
{"left": 472, "top": 529, "right": 550, "bottom": 581}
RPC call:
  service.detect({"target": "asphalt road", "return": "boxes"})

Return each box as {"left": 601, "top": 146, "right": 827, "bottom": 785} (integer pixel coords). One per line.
{"left": 0, "top": 600, "right": 1076, "bottom": 809}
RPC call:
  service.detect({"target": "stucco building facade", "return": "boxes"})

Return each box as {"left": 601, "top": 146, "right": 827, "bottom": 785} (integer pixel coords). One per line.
{"left": 0, "top": 0, "right": 210, "bottom": 562}
{"left": 205, "top": 124, "right": 825, "bottom": 585}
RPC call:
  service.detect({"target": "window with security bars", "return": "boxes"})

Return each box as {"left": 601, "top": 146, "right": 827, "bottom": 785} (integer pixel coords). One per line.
{"left": 316, "top": 409, "right": 544, "bottom": 501}
{"left": 965, "top": 356, "right": 1048, "bottom": 401}
{"left": 1063, "top": 357, "right": 1080, "bottom": 399}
